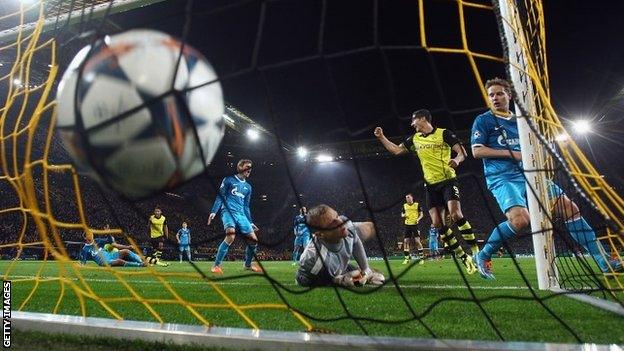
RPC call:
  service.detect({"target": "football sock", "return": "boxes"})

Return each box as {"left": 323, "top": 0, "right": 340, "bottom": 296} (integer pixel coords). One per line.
{"left": 480, "top": 221, "right": 516, "bottom": 261}
{"left": 244, "top": 244, "right": 257, "bottom": 267}
{"left": 127, "top": 251, "right": 142, "bottom": 263}
{"left": 456, "top": 217, "right": 478, "bottom": 254}
{"left": 215, "top": 240, "right": 230, "bottom": 266}
{"left": 566, "top": 217, "right": 608, "bottom": 272}
{"left": 440, "top": 226, "right": 468, "bottom": 260}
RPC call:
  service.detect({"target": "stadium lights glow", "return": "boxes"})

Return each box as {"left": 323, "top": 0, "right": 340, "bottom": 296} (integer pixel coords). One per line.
{"left": 554, "top": 134, "right": 569, "bottom": 142}
{"left": 316, "top": 154, "right": 333, "bottom": 162}
{"left": 12, "top": 78, "right": 21, "bottom": 86}
{"left": 246, "top": 128, "right": 259, "bottom": 141}
{"left": 572, "top": 120, "right": 591, "bottom": 134}
{"left": 296, "top": 146, "right": 308, "bottom": 158}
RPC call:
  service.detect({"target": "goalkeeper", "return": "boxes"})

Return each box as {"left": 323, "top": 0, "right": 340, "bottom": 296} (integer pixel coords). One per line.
{"left": 295, "top": 204, "right": 385, "bottom": 287}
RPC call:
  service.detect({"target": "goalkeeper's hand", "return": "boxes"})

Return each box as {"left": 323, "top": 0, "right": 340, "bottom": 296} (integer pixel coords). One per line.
{"left": 363, "top": 268, "right": 385, "bottom": 286}
{"left": 333, "top": 270, "right": 368, "bottom": 287}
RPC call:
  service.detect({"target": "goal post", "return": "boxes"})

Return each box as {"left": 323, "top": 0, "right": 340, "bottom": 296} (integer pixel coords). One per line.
{"left": 494, "top": 0, "right": 558, "bottom": 290}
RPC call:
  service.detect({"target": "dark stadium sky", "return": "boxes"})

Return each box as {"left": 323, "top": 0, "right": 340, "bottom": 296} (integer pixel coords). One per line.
{"left": 1, "top": 0, "right": 621, "bottom": 186}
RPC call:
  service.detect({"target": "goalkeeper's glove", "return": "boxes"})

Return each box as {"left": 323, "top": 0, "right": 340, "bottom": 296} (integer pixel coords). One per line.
{"left": 333, "top": 270, "right": 368, "bottom": 287}
{"left": 363, "top": 268, "right": 385, "bottom": 286}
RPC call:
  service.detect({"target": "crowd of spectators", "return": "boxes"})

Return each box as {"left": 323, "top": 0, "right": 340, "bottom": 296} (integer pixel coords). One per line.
{"left": 0, "top": 141, "right": 586, "bottom": 261}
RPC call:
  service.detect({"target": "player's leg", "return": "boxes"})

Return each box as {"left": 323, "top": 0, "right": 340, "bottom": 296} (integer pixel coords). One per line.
{"left": 447, "top": 201, "right": 478, "bottom": 257}
{"left": 476, "top": 182, "right": 529, "bottom": 279}
{"left": 116, "top": 249, "right": 146, "bottom": 267}
{"left": 213, "top": 230, "right": 235, "bottom": 273}
{"left": 402, "top": 227, "right": 412, "bottom": 264}
{"left": 186, "top": 245, "right": 192, "bottom": 262}
{"left": 213, "top": 211, "right": 237, "bottom": 273}
{"left": 414, "top": 233, "right": 424, "bottom": 264}
{"left": 293, "top": 236, "right": 303, "bottom": 265}
{"left": 550, "top": 187, "right": 622, "bottom": 273}
{"left": 156, "top": 240, "right": 169, "bottom": 266}
{"left": 236, "top": 215, "right": 261, "bottom": 272}
{"left": 431, "top": 232, "right": 440, "bottom": 258}
{"left": 243, "top": 231, "right": 262, "bottom": 273}
{"left": 179, "top": 245, "right": 183, "bottom": 262}
{"left": 432, "top": 184, "right": 475, "bottom": 274}
{"left": 444, "top": 181, "right": 478, "bottom": 256}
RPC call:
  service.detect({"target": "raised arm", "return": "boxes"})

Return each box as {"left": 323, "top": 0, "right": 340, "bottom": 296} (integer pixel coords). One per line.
{"left": 374, "top": 127, "right": 409, "bottom": 155}
{"left": 351, "top": 226, "right": 371, "bottom": 273}
{"left": 354, "top": 222, "right": 376, "bottom": 242}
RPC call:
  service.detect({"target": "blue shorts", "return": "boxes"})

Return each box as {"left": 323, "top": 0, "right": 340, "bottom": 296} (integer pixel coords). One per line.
{"left": 94, "top": 250, "right": 120, "bottom": 266}
{"left": 221, "top": 211, "right": 253, "bottom": 235}
{"left": 179, "top": 244, "right": 190, "bottom": 252}
{"left": 294, "top": 235, "right": 311, "bottom": 248}
{"left": 490, "top": 179, "right": 565, "bottom": 213}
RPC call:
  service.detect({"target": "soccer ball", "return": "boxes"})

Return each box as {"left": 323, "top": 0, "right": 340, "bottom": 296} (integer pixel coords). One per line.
{"left": 56, "top": 29, "right": 225, "bottom": 199}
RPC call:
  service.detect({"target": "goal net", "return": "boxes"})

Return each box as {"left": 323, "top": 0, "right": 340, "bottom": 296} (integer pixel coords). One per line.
{"left": 0, "top": 0, "right": 622, "bottom": 348}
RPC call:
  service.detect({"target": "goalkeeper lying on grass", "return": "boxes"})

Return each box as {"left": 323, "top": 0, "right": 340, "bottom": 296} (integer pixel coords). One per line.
{"left": 295, "top": 204, "right": 385, "bottom": 287}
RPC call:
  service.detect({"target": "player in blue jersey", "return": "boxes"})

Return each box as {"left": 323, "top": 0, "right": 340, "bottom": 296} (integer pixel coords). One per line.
{"left": 428, "top": 225, "right": 440, "bottom": 259}
{"left": 207, "top": 159, "right": 261, "bottom": 274}
{"left": 176, "top": 221, "right": 192, "bottom": 262}
{"left": 79, "top": 231, "right": 146, "bottom": 267}
{"left": 471, "top": 77, "right": 622, "bottom": 279}
{"left": 292, "top": 207, "right": 312, "bottom": 265}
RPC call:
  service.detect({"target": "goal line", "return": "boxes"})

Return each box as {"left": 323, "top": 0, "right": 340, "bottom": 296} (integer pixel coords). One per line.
{"left": 12, "top": 311, "right": 615, "bottom": 351}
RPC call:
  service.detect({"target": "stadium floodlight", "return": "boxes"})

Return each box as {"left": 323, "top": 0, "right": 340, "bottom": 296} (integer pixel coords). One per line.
{"left": 12, "top": 78, "right": 21, "bottom": 86}
{"left": 315, "top": 154, "right": 333, "bottom": 162}
{"left": 246, "top": 128, "right": 259, "bottom": 141}
{"left": 572, "top": 119, "right": 591, "bottom": 134}
{"left": 554, "top": 133, "right": 569, "bottom": 142}
{"left": 296, "top": 146, "right": 308, "bottom": 158}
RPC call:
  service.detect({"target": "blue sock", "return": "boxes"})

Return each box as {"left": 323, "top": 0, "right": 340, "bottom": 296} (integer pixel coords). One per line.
{"left": 293, "top": 245, "right": 301, "bottom": 262}
{"left": 244, "top": 244, "right": 257, "bottom": 267}
{"left": 123, "top": 261, "right": 143, "bottom": 267}
{"left": 565, "top": 217, "right": 608, "bottom": 272}
{"left": 215, "top": 241, "right": 230, "bottom": 267}
{"left": 127, "top": 251, "right": 142, "bottom": 263}
{"left": 480, "top": 221, "right": 516, "bottom": 261}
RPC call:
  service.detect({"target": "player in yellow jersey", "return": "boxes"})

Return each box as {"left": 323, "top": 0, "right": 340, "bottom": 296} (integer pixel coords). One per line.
{"left": 375, "top": 109, "right": 478, "bottom": 274}
{"left": 148, "top": 206, "right": 169, "bottom": 267}
{"left": 401, "top": 193, "right": 424, "bottom": 265}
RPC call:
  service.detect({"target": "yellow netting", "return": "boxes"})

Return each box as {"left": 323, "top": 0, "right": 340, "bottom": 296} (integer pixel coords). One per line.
{"left": 0, "top": 0, "right": 312, "bottom": 330}
{"left": 0, "top": 0, "right": 621, "bottom": 332}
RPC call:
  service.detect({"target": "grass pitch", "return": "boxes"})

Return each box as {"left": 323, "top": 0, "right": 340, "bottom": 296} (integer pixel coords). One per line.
{"left": 3, "top": 257, "right": 623, "bottom": 346}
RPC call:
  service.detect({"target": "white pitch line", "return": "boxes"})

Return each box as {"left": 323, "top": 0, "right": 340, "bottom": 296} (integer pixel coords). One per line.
{"left": 5, "top": 275, "right": 530, "bottom": 290}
